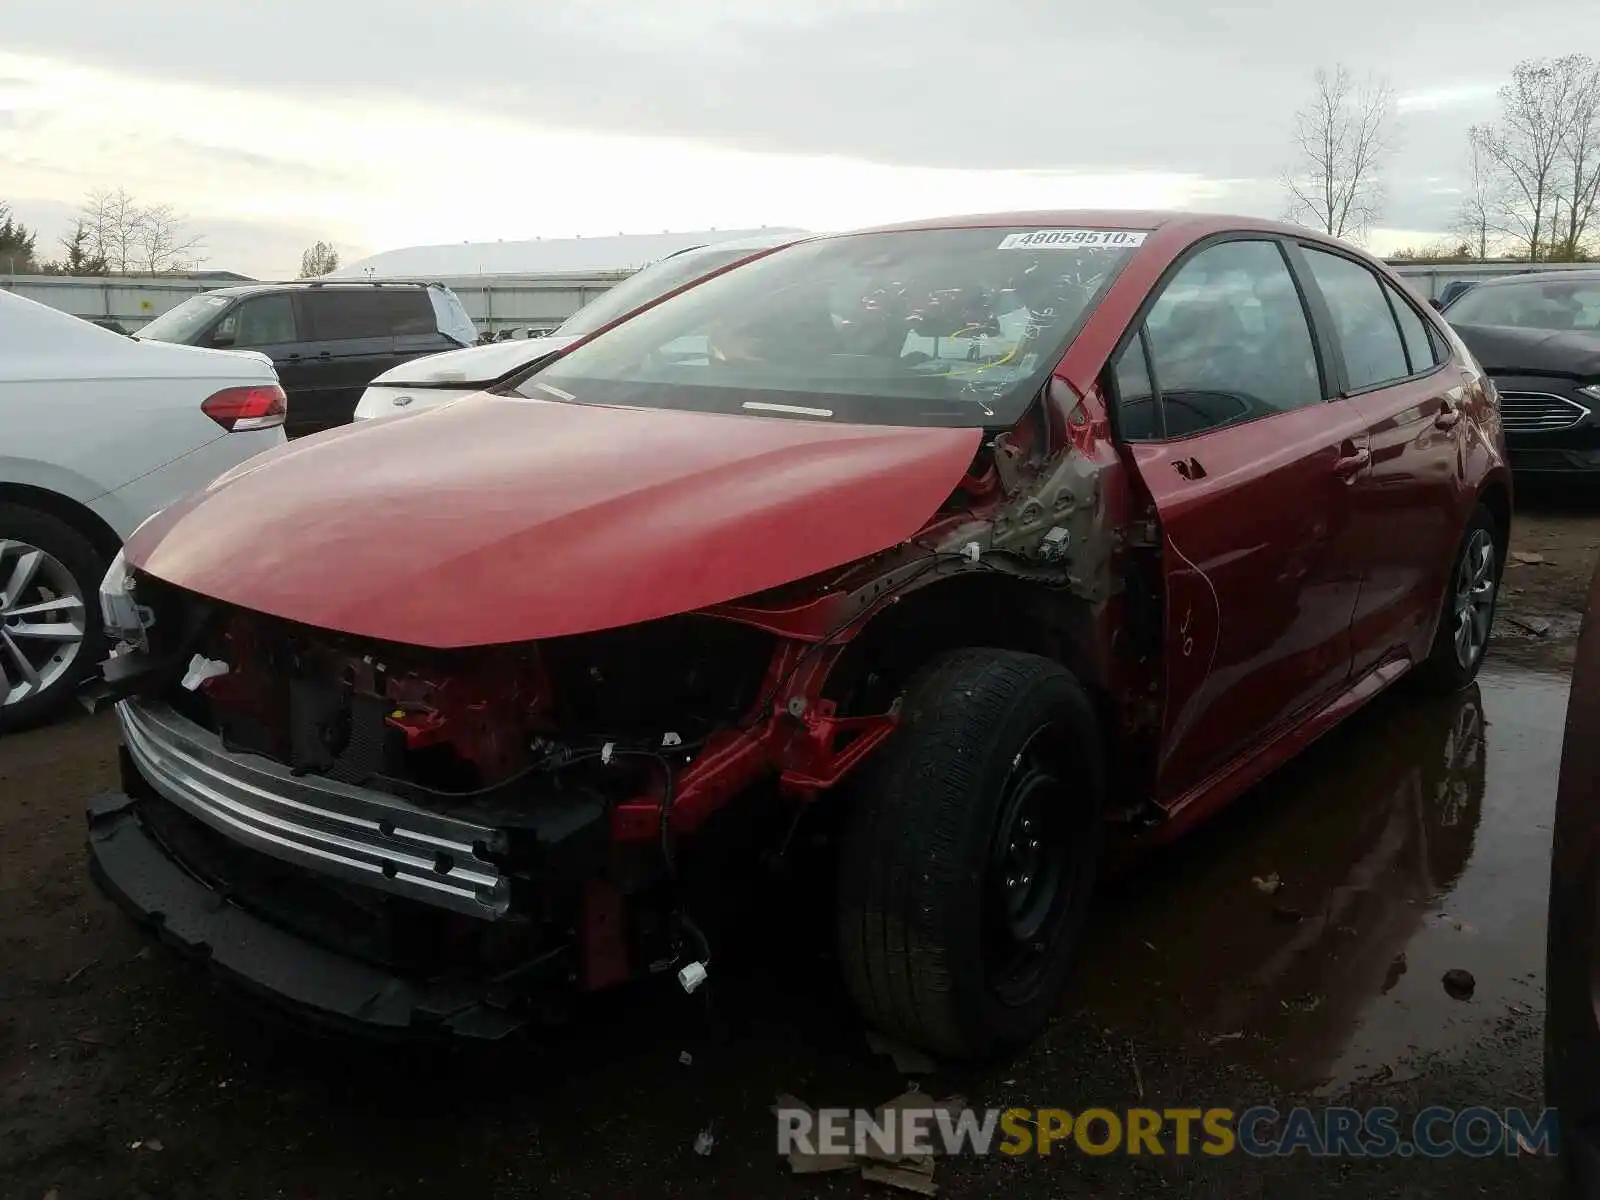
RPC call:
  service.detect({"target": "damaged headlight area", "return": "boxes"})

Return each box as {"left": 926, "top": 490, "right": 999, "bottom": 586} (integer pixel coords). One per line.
{"left": 98, "top": 549, "right": 155, "bottom": 650}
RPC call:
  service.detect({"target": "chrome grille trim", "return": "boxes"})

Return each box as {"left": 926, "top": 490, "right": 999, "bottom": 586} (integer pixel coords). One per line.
{"left": 1498, "top": 390, "right": 1591, "bottom": 434}
{"left": 117, "top": 699, "right": 509, "bottom": 918}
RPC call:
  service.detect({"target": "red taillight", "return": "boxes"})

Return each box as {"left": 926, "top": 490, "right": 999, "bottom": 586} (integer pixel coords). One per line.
{"left": 201, "top": 384, "right": 287, "bottom": 432}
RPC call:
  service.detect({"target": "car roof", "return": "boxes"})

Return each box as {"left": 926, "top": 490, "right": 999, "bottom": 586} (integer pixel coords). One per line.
{"left": 1459, "top": 268, "right": 1600, "bottom": 290}
{"left": 202, "top": 280, "right": 439, "bottom": 299}
{"left": 837, "top": 210, "right": 1318, "bottom": 240}
{"left": 659, "top": 232, "right": 811, "bottom": 262}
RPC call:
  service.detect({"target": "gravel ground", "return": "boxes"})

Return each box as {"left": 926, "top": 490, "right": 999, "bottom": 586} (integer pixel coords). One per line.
{"left": 0, "top": 502, "right": 1589, "bottom": 1199}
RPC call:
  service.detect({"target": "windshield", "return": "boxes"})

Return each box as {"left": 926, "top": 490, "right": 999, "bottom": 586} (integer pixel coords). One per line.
{"left": 1446, "top": 277, "right": 1600, "bottom": 333}
{"left": 557, "top": 244, "right": 776, "bottom": 337}
{"left": 520, "top": 226, "right": 1144, "bottom": 428}
{"left": 136, "top": 294, "right": 231, "bottom": 343}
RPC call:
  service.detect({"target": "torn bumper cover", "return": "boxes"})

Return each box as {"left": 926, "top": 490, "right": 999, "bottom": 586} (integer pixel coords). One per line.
{"left": 85, "top": 698, "right": 594, "bottom": 1039}
{"left": 88, "top": 790, "right": 525, "bottom": 1039}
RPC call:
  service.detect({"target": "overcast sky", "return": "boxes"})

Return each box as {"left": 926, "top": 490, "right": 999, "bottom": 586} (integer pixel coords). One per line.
{"left": 3, "top": 0, "right": 1596, "bottom": 277}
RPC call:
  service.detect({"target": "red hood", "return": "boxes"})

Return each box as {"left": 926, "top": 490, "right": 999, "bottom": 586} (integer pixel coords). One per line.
{"left": 127, "top": 394, "right": 982, "bottom": 647}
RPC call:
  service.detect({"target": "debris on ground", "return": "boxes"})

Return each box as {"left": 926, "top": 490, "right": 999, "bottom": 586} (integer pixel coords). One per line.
{"left": 693, "top": 1126, "right": 715, "bottom": 1156}
{"left": 145, "top": 1139, "right": 164, "bottom": 1153}
{"left": 1382, "top": 953, "right": 1408, "bottom": 993}
{"left": 1507, "top": 615, "right": 1552, "bottom": 638}
{"left": 1252, "top": 873, "right": 1282, "bottom": 896}
{"left": 1127, "top": 1039, "right": 1144, "bottom": 1099}
{"left": 1442, "top": 969, "right": 1477, "bottom": 1000}
{"left": 775, "top": 1090, "right": 968, "bottom": 1193}
{"left": 678, "top": 1050, "right": 694, "bottom": 1066}
{"left": 861, "top": 1161, "right": 940, "bottom": 1196}
{"left": 1208, "top": 1032, "right": 1244, "bottom": 1045}
{"left": 774, "top": 1094, "right": 857, "bottom": 1174}
{"left": 866, "top": 1030, "right": 936, "bottom": 1075}
{"left": 1271, "top": 905, "right": 1306, "bottom": 923}
{"left": 62, "top": 959, "right": 98, "bottom": 985}
{"left": 1510, "top": 551, "right": 1547, "bottom": 566}
{"left": 1373, "top": 1063, "right": 1419, "bottom": 1086}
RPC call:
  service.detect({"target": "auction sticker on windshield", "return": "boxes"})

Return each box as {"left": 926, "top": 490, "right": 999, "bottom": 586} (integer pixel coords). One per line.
{"left": 998, "top": 229, "right": 1148, "bottom": 250}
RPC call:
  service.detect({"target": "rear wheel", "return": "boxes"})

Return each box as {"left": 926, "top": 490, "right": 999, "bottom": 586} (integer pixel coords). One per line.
{"left": 836, "top": 649, "right": 1105, "bottom": 1059}
{"left": 1416, "top": 503, "right": 1501, "bottom": 693}
{"left": 0, "top": 504, "right": 107, "bottom": 733}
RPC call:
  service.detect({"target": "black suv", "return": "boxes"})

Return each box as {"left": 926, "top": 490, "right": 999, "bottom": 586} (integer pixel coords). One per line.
{"left": 136, "top": 282, "right": 478, "bottom": 438}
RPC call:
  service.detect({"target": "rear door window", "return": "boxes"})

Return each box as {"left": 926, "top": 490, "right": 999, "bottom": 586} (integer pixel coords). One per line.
{"left": 378, "top": 290, "right": 437, "bottom": 336}
{"left": 227, "top": 294, "right": 298, "bottom": 347}
{"left": 1382, "top": 279, "right": 1439, "bottom": 375}
{"left": 1300, "top": 248, "right": 1410, "bottom": 390}
{"left": 301, "top": 291, "right": 392, "bottom": 340}
{"left": 1113, "top": 238, "right": 1324, "bottom": 441}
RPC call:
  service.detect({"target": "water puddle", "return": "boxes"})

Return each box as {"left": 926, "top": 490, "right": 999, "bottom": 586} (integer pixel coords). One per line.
{"left": 1072, "top": 666, "right": 1563, "bottom": 1093}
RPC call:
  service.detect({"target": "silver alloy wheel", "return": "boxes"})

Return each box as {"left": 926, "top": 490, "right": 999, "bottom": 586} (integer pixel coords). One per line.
{"left": 1452, "top": 528, "right": 1497, "bottom": 670}
{"left": 0, "top": 538, "right": 88, "bottom": 709}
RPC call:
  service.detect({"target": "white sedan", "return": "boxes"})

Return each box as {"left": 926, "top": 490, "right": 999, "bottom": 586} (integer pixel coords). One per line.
{"left": 0, "top": 291, "right": 287, "bottom": 730}
{"left": 353, "top": 233, "right": 804, "bottom": 420}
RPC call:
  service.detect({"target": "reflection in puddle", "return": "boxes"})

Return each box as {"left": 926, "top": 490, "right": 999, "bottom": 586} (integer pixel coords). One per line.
{"left": 1073, "top": 667, "right": 1563, "bottom": 1092}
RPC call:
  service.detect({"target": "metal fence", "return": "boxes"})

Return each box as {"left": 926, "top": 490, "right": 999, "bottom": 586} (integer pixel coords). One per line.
{"left": 0, "top": 272, "right": 628, "bottom": 336}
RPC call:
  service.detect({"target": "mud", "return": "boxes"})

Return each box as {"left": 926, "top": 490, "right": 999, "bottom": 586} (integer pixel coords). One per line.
{"left": 1492, "top": 492, "right": 1600, "bottom": 671}
{"left": 2, "top": 503, "right": 1592, "bottom": 1199}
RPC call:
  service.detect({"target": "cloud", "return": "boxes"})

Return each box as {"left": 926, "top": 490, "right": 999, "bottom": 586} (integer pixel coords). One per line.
{"left": 5, "top": 1, "right": 1597, "bottom": 269}
{"left": 1397, "top": 83, "right": 1502, "bottom": 113}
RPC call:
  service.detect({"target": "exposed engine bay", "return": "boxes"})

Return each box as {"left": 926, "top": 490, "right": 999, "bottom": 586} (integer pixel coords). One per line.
{"left": 177, "top": 603, "right": 774, "bottom": 803}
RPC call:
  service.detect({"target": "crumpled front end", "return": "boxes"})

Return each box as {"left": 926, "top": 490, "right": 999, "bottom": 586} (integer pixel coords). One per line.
{"left": 83, "top": 562, "right": 799, "bottom": 1038}
{"left": 82, "top": 535, "right": 935, "bottom": 1039}
{"left": 83, "top": 383, "right": 1127, "bottom": 1040}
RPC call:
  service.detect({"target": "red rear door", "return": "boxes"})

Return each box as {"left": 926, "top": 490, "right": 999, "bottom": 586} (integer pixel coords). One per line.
{"left": 1109, "top": 236, "right": 1368, "bottom": 802}
{"left": 1293, "top": 245, "right": 1470, "bottom": 675}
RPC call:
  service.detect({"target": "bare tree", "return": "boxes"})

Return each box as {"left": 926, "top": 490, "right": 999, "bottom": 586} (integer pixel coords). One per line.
{"left": 298, "top": 241, "right": 340, "bottom": 278}
{"left": 134, "top": 203, "right": 205, "bottom": 274}
{"left": 1452, "top": 127, "right": 1506, "bottom": 259}
{"left": 74, "top": 188, "right": 204, "bottom": 274}
{"left": 1557, "top": 60, "right": 1600, "bottom": 258}
{"left": 78, "top": 188, "right": 141, "bottom": 274}
{"left": 1283, "top": 65, "right": 1396, "bottom": 241}
{"left": 1477, "top": 55, "right": 1600, "bottom": 261}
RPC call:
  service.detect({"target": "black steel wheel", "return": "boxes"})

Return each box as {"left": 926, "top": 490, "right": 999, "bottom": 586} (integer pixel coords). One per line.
{"left": 837, "top": 648, "right": 1104, "bottom": 1059}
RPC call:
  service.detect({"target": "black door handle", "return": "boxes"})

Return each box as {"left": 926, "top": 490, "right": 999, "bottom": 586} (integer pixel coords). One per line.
{"left": 317, "top": 351, "right": 332, "bottom": 360}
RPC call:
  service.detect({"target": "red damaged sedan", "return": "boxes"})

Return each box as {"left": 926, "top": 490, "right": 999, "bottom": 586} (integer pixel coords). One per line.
{"left": 85, "top": 212, "right": 1510, "bottom": 1058}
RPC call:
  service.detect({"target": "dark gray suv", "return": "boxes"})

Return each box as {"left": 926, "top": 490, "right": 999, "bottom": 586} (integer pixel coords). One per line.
{"left": 136, "top": 282, "right": 477, "bottom": 438}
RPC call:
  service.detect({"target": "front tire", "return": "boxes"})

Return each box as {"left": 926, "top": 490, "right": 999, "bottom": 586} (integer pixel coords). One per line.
{"left": 1416, "top": 502, "right": 1502, "bottom": 693}
{"left": 836, "top": 649, "right": 1105, "bottom": 1059}
{"left": 0, "top": 504, "right": 107, "bottom": 733}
